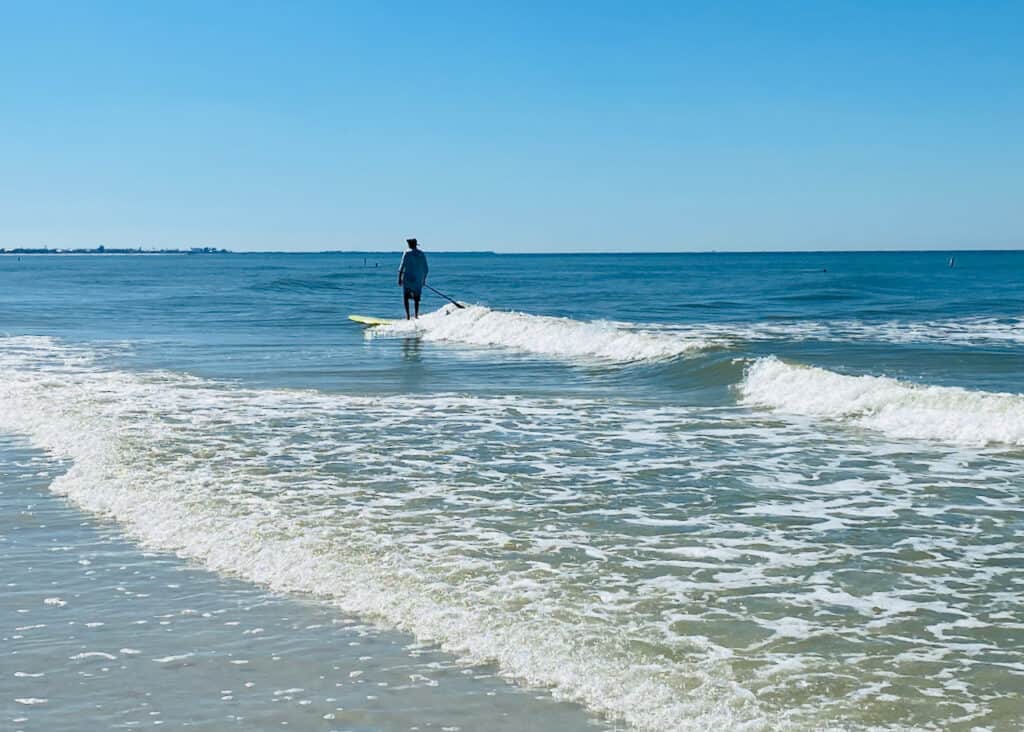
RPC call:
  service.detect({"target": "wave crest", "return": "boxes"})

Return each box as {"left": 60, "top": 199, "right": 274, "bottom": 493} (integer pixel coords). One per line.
{"left": 368, "top": 305, "right": 715, "bottom": 363}
{"left": 739, "top": 357, "right": 1024, "bottom": 446}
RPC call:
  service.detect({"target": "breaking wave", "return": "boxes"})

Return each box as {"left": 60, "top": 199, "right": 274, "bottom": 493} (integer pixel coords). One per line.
{"left": 368, "top": 307, "right": 1024, "bottom": 365}
{"left": 739, "top": 356, "right": 1024, "bottom": 446}
{"left": 368, "top": 305, "right": 716, "bottom": 363}
{"left": 0, "top": 336, "right": 766, "bottom": 732}
{"left": 4, "top": 336, "right": 1023, "bottom": 729}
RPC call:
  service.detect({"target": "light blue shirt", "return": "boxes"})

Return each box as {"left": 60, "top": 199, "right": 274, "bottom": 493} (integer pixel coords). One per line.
{"left": 399, "top": 249, "right": 429, "bottom": 291}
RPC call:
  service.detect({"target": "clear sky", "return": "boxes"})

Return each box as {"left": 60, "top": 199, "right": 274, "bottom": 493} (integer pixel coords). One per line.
{"left": 1, "top": 1, "right": 1021, "bottom": 252}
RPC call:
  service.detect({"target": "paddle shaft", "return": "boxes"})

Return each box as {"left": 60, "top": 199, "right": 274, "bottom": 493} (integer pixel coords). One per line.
{"left": 425, "top": 284, "right": 465, "bottom": 309}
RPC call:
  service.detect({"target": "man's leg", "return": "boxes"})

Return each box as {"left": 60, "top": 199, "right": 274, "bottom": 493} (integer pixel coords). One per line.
{"left": 403, "top": 289, "right": 411, "bottom": 320}
{"left": 413, "top": 291, "right": 421, "bottom": 318}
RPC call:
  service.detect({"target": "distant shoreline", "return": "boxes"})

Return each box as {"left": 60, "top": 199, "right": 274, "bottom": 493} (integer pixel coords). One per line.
{"left": 0, "top": 247, "right": 230, "bottom": 255}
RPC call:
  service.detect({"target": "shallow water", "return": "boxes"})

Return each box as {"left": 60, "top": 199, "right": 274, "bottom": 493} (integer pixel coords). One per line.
{"left": 1, "top": 251, "right": 1022, "bottom": 730}
{"left": 0, "top": 437, "right": 612, "bottom": 731}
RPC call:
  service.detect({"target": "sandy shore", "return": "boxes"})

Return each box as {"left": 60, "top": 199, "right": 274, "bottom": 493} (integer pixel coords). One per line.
{"left": 1, "top": 436, "right": 611, "bottom": 731}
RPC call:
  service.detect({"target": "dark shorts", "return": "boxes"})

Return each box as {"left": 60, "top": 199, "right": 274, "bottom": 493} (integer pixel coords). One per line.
{"left": 403, "top": 287, "right": 422, "bottom": 300}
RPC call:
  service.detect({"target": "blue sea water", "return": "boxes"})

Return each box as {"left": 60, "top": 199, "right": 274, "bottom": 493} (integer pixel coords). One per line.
{"left": 1, "top": 250, "right": 1023, "bottom": 730}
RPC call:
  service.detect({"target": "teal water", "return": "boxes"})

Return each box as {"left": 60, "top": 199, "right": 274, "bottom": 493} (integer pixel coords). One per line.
{"left": 1, "top": 251, "right": 1023, "bottom": 730}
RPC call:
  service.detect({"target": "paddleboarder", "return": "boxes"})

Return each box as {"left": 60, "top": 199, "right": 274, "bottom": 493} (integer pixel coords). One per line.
{"left": 398, "top": 237, "right": 429, "bottom": 319}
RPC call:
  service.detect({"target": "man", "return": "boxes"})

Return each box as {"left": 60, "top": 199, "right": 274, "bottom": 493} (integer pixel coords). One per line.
{"left": 397, "top": 237, "right": 429, "bottom": 319}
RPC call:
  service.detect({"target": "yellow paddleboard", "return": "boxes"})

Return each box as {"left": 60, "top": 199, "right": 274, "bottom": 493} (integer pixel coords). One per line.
{"left": 348, "top": 314, "right": 395, "bottom": 326}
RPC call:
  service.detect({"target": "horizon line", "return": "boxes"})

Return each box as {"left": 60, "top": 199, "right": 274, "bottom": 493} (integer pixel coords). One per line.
{"left": 234, "top": 246, "right": 1024, "bottom": 255}
{"left": 3, "top": 246, "right": 1022, "bottom": 255}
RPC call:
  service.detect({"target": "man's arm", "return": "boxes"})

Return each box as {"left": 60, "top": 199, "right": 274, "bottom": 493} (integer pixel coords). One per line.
{"left": 422, "top": 254, "right": 428, "bottom": 283}
{"left": 398, "top": 252, "right": 406, "bottom": 286}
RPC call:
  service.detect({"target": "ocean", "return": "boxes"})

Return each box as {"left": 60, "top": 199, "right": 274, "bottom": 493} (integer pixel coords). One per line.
{"left": 1, "top": 250, "right": 1022, "bottom": 731}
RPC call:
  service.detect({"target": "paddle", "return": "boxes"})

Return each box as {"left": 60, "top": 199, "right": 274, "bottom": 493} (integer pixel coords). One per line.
{"left": 425, "top": 284, "right": 465, "bottom": 309}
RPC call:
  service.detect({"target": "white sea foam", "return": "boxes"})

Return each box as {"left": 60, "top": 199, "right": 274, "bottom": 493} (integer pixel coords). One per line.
{"left": 369, "top": 305, "right": 714, "bottom": 362}
{"left": 0, "top": 336, "right": 761, "bottom": 731}
{"left": 739, "top": 357, "right": 1024, "bottom": 446}
{"left": 820, "top": 315, "right": 1024, "bottom": 346}
{"left": 153, "top": 653, "right": 194, "bottom": 664}
{"left": 3, "top": 336, "right": 1023, "bottom": 730}
{"left": 70, "top": 651, "right": 118, "bottom": 661}
{"left": 372, "top": 307, "right": 1024, "bottom": 363}
{"left": 648, "top": 315, "right": 1024, "bottom": 348}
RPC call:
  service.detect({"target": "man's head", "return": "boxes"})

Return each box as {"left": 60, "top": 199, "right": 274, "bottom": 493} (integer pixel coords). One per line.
{"left": 406, "top": 238, "right": 418, "bottom": 249}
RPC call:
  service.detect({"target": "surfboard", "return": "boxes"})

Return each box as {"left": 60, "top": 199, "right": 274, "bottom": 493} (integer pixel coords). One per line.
{"left": 348, "top": 314, "right": 395, "bottom": 326}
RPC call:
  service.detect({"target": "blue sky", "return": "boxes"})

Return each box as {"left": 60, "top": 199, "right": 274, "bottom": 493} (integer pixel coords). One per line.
{"left": 1, "top": 1, "right": 1021, "bottom": 252}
